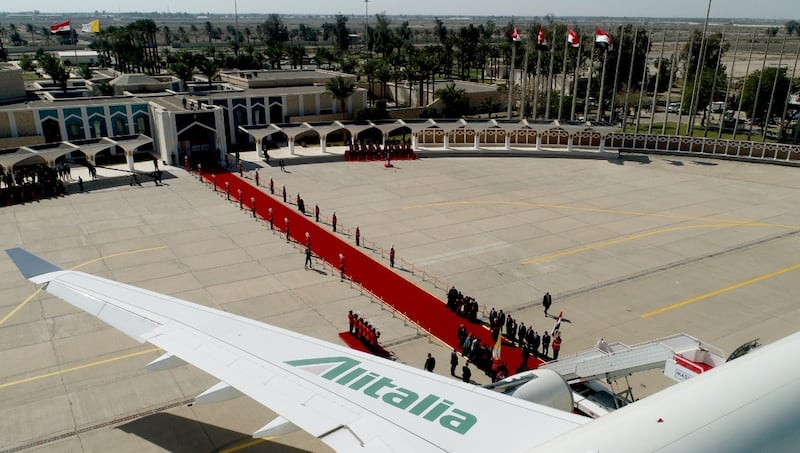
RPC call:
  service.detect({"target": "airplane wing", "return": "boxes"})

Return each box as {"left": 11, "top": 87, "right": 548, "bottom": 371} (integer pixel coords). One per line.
{"left": 6, "top": 248, "right": 587, "bottom": 452}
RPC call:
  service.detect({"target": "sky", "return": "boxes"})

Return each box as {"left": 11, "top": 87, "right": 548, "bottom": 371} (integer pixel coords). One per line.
{"left": 2, "top": 1, "right": 797, "bottom": 20}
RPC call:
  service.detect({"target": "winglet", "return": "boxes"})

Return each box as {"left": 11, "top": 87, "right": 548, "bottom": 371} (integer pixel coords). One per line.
{"left": 6, "top": 248, "right": 63, "bottom": 283}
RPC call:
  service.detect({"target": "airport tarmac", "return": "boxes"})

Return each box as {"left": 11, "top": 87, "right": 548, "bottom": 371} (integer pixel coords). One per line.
{"left": 1, "top": 152, "right": 799, "bottom": 452}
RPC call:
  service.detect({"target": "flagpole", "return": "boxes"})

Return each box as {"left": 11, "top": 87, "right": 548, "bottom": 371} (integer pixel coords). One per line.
{"left": 571, "top": 36, "right": 582, "bottom": 121}
{"left": 704, "top": 30, "right": 725, "bottom": 138}
{"left": 687, "top": 0, "right": 713, "bottom": 135}
{"left": 531, "top": 41, "right": 542, "bottom": 120}
{"left": 650, "top": 27, "right": 667, "bottom": 134}
{"left": 762, "top": 30, "right": 789, "bottom": 142}
{"left": 611, "top": 27, "right": 625, "bottom": 126}
{"left": 733, "top": 29, "right": 757, "bottom": 140}
{"left": 676, "top": 30, "right": 694, "bottom": 135}
{"left": 597, "top": 49, "right": 609, "bottom": 122}
{"left": 663, "top": 28, "right": 682, "bottom": 135}
{"left": 622, "top": 27, "right": 639, "bottom": 132}
{"left": 521, "top": 25, "right": 531, "bottom": 119}
{"left": 778, "top": 36, "right": 800, "bottom": 142}
{"left": 748, "top": 31, "right": 771, "bottom": 139}
{"left": 507, "top": 33, "right": 517, "bottom": 119}
{"left": 544, "top": 26, "right": 557, "bottom": 120}
{"left": 558, "top": 29, "right": 570, "bottom": 121}
{"left": 718, "top": 29, "right": 740, "bottom": 138}
{"left": 636, "top": 26, "right": 653, "bottom": 133}
{"left": 583, "top": 42, "right": 595, "bottom": 121}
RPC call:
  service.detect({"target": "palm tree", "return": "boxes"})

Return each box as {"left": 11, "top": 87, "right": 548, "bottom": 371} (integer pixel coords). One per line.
{"left": 25, "top": 24, "right": 35, "bottom": 46}
{"left": 435, "top": 82, "right": 467, "bottom": 117}
{"left": 375, "top": 61, "right": 391, "bottom": 101}
{"left": 40, "top": 26, "right": 52, "bottom": 46}
{"left": 170, "top": 51, "right": 197, "bottom": 88}
{"left": 325, "top": 76, "right": 356, "bottom": 119}
{"left": 177, "top": 26, "right": 188, "bottom": 44}
{"left": 196, "top": 56, "right": 220, "bottom": 89}
{"left": 361, "top": 58, "right": 379, "bottom": 106}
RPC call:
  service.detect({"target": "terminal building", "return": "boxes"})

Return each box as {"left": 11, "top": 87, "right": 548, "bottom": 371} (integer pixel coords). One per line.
{"left": 0, "top": 63, "right": 365, "bottom": 169}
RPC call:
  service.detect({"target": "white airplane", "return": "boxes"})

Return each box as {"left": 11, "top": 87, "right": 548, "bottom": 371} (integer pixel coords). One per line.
{"left": 6, "top": 247, "right": 800, "bottom": 452}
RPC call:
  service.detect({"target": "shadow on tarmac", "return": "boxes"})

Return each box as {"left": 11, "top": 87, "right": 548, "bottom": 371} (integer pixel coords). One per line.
{"left": 118, "top": 412, "right": 310, "bottom": 452}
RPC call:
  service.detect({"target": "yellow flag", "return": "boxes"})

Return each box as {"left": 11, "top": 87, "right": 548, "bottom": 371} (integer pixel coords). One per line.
{"left": 492, "top": 333, "right": 502, "bottom": 360}
{"left": 81, "top": 19, "right": 100, "bottom": 34}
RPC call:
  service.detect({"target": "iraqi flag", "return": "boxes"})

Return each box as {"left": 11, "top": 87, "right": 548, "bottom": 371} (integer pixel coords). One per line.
{"left": 511, "top": 27, "right": 522, "bottom": 42}
{"left": 536, "top": 27, "right": 549, "bottom": 51}
{"left": 595, "top": 28, "right": 613, "bottom": 51}
{"left": 567, "top": 28, "right": 580, "bottom": 48}
{"left": 552, "top": 311, "right": 563, "bottom": 333}
{"left": 50, "top": 20, "right": 71, "bottom": 34}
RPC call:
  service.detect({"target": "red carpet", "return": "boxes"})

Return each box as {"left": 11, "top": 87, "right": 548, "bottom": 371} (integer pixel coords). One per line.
{"left": 200, "top": 167, "right": 542, "bottom": 374}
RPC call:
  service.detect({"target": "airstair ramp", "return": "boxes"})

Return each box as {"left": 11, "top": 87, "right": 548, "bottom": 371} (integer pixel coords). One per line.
{"left": 541, "top": 333, "right": 724, "bottom": 384}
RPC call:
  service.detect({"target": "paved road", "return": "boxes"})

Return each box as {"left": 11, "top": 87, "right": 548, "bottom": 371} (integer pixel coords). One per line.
{"left": 1, "top": 152, "right": 799, "bottom": 452}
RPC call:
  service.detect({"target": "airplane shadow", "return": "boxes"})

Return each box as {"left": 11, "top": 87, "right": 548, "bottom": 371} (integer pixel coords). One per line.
{"left": 118, "top": 412, "right": 308, "bottom": 452}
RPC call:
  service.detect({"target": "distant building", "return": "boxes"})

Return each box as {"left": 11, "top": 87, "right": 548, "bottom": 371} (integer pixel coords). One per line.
{"left": 56, "top": 51, "right": 100, "bottom": 65}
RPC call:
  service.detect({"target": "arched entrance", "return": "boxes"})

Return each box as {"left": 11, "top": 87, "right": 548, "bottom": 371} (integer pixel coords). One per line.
{"left": 177, "top": 123, "right": 218, "bottom": 166}
{"left": 42, "top": 118, "right": 62, "bottom": 143}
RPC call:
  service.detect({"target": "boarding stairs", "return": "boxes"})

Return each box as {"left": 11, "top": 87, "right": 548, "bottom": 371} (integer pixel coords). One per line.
{"left": 540, "top": 333, "right": 725, "bottom": 385}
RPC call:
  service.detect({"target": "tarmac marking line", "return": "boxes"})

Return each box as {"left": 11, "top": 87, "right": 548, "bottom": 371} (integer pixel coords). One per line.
{"left": 219, "top": 438, "right": 271, "bottom": 453}
{"left": 70, "top": 245, "right": 169, "bottom": 270}
{"left": 641, "top": 263, "right": 800, "bottom": 318}
{"left": 0, "top": 348, "right": 160, "bottom": 389}
{"left": 405, "top": 200, "right": 797, "bottom": 229}
{"left": 522, "top": 223, "right": 754, "bottom": 265}
{"left": 0, "top": 246, "right": 168, "bottom": 327}
{"left": 0, "top": 287, "right": 43, "bottom": 327}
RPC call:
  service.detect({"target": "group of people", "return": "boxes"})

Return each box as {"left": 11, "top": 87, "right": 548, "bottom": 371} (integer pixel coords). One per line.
{"left": 446, "top": 286, "right": 480, "bottom": 323}
{"left": 344, "top": 140, "right": 417, "bottom": 163}
{"left": 0, "top": 164, "right": 66, "bottom": 205}
{"left": 347, "top": 310, "right": 384, "bottom": 355}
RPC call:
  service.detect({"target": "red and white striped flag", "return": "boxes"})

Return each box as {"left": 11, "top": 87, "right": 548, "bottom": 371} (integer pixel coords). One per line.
{"left": 50, "top": 21, "right": 71, "bottom": 34}
{"left": 567, "top": 28, "right": 580, "bottom": 48}
{"left": 552, "top": 311, "right": 563, "bottom": 333}
{"left": 512, "top": 27, "right": 522, "bottom": 42}
{"left": 537, "top": 27, "right": 549, "bottom": 51}
{"left": 595, "top": 28, "right": 613, "bottom": 51}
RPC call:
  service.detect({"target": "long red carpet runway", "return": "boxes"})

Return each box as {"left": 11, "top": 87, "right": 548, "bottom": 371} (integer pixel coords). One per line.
{"left": 199, "top": 167, "right": 542, "bottom": 374}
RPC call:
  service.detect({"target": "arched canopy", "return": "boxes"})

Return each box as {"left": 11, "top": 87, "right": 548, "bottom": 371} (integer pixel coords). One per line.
{"left": 70, "top": 137, "right": 117, "bottom": 161}
{"left": 239, "top": 124, "right": 282, "bottom": 142}
{"left": 0, "top": 135, "right": 153, "bottom": 169}
{"left": 304, "top": 121, "right": 346, "bottom": 140}
{"left": 398, "top": 119, "right": 436, "bottom": 134}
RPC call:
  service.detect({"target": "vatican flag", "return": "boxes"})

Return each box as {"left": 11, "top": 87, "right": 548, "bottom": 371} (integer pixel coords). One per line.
{"left": 81, "top": 20, "right": 100, "bottom": 34}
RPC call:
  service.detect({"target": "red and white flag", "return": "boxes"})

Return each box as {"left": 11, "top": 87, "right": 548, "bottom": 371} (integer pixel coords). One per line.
{"left": 536, "top": 27, "right": 549, "bottom": 51}
{"left": 552, "top": 311, "right": 563, "bottom": 333}
{"left": 567, "top": 28, "right": 580, "bottom": 48}
{"left": 511, "top": 27, "right": 522, "bottom": 42}
{"left": 50, "top": 20, "right": 71, "bottom": 34}
{"left": 595, "top": 27, "right": 613, "bottom": 51}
